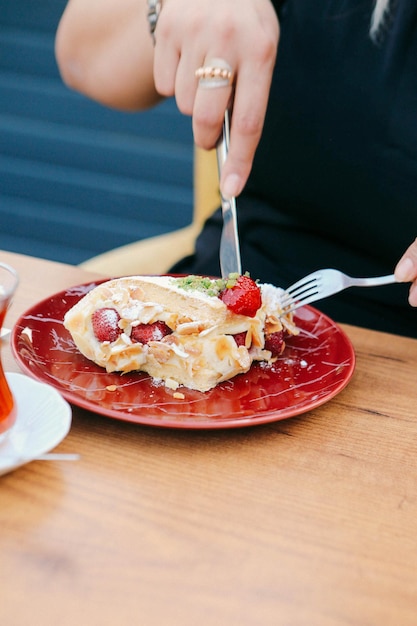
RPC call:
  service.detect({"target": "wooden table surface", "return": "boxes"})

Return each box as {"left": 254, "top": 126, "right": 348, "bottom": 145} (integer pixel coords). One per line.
{"left": 1, "top": 250, "right": 416, "bottom": 626}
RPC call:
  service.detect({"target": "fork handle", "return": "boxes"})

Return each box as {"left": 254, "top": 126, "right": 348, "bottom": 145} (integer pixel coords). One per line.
{"left": 352, "top": 273, "right": 397, "bottom": 287}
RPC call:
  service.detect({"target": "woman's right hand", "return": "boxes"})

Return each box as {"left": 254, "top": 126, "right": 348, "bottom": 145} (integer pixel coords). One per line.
{"left": 56, "top": 0, "right": 280, "bottom": 197}
{"left": 153, "top": 0, "right": 280, "bottom": 198}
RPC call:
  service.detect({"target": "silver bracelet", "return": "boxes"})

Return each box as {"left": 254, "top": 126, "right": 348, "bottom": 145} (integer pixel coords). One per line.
{"left": 147, "top": 0, "right": 162, "bottom": 44}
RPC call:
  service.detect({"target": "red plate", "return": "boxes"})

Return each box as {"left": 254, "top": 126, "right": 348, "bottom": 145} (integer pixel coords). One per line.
{"left": 11, "top": 280, "right": 355, "bottom": 429}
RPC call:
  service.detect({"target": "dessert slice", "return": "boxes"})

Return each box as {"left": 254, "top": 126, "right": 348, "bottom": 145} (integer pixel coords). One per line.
{"left": 63, "top": 274, "right": 297, "bottom": 392}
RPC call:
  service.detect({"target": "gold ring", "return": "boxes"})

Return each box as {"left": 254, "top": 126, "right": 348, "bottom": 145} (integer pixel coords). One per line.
{"left": 195, "top": 61, "right": 234, "bottom": 88}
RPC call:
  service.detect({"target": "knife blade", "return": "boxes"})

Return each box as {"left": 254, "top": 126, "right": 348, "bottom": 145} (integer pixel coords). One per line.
{"left": 216, "top": 109, "right": 242, "bottom": 279}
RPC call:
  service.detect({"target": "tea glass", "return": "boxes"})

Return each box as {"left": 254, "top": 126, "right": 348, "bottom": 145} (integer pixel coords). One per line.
{"left": 0, "top": 263, "right": 19, "bottom": 440}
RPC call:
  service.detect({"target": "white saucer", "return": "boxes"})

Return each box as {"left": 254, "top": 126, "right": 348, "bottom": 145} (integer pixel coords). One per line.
{"left": 0, "top": 372, "right": 72, "bottom": 476}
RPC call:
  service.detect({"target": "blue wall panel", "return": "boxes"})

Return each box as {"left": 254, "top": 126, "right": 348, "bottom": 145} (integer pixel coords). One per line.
{"left": 0, "top": 0, "right": 194, "bottom": 264}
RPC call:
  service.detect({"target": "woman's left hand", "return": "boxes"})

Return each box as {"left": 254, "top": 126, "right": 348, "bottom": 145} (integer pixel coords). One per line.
{"left": 395, "top": 237, "right": 417, "bottom": 306}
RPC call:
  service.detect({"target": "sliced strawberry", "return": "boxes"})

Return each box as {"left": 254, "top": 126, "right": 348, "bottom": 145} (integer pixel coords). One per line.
{"left": 92, "top": 307, "right": 122, "bottom": 342}
{"left": 233, "top": 332, "right": 247, "bottom": 347}
{"left": 131, "top": 321, "right": 172, "bottom": 344}
{"left": 219, "top": 275, "right": 261, "bottom": 318}
{"left": 264, "top": 331, "right": 285, "bottom": 356}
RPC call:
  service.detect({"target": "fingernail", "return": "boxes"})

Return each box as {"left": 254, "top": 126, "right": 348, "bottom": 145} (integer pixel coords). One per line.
{"left": 222, "top": 174, "right": 242, "bottom": 199}
{"left": 395, "top": 257, "right": 414, "bottom": 282}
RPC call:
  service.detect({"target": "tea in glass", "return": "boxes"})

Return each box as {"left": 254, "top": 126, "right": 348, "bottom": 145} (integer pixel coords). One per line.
{"left": 0, "top": 263, "right": 19, "bottom": 439}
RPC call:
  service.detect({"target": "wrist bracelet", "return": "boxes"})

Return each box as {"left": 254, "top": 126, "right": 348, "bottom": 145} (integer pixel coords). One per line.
{"left": 147, "top": 0, "right": 162, "bottom": 44}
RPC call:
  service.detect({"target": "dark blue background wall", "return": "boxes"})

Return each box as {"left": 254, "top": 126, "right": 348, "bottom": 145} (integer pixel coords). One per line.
{"left": 0, "top": 0, "right": 193, "bottom": 264}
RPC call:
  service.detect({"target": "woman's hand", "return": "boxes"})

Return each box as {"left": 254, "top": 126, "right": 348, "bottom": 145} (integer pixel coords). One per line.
{"left": 395, "top": 237, "right": 417, "bottom": 306}
{"left": 56, "top": 0, "right": 279, "bottom": 196}
{"left": 153, "top": 0, "right": 279, "bottom": 198}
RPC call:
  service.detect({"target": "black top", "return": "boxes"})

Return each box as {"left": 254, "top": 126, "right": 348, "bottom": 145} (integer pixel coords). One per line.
{"left": 172, "top": 0, "right": 417, "bottom": 337}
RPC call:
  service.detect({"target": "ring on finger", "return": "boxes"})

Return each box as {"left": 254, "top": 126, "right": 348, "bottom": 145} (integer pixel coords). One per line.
{"left": 195, "top": 58, "right": 234, "bottom": 88}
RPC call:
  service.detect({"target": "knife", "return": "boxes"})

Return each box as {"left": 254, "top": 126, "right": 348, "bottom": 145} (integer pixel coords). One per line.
{"left": 216, "top": 109, "right": 242, "bottom": 279}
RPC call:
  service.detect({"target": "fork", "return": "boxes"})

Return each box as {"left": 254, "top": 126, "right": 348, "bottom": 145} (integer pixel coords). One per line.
{"left": 280, "top": 269, "right": 398, "bottom": 314}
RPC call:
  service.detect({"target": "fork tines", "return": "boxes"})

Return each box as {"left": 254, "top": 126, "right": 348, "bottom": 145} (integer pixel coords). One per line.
{"left": 279, "top": 274, "right": 322, "bottom": 310}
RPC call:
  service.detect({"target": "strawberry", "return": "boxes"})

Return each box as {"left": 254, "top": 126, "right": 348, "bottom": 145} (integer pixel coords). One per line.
{"left": 131, "top": 321, "right": 172, "bottom": 344}
{"left": 219, "top": 275, "right": 261, "bottom": 317}
{"left": 264, "top": 331, "right": 285, "bottom": 356}
{"left": 92, "top": 307, "right": 122, "bottom": 342}
{"left": 233, "top": 332, "right": 247, "bottom": 347}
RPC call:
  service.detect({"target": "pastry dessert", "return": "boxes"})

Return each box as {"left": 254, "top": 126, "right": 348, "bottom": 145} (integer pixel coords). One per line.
{"left": 63, "top": 274, "right": 298, "bottom": 392}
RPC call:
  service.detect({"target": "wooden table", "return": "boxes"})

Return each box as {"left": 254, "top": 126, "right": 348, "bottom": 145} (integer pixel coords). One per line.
{"left": 1, "top": 250, "right": 416, "bottom": 626}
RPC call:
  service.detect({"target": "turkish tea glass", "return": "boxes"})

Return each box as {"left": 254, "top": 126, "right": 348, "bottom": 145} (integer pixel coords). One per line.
{"left": 0, "top": 263, "right": 19, "bottom": 440}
